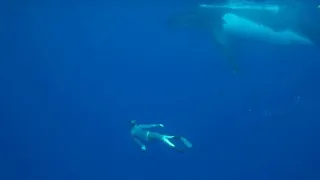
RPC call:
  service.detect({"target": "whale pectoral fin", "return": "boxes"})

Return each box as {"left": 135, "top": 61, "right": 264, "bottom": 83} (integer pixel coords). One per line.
{"left": 223, "top": 49, "right": 240, "bottom": 74}
{"left": 212, "top": 30, "right": 240, "bottom": 74}
{"left": 218, "top": 42, "right": 240, "bottom": 74}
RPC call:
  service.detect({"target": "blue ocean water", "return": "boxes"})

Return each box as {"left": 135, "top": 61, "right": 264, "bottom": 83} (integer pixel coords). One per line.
{"left": 1, "top": 1, "right": 320, "bottom": 180}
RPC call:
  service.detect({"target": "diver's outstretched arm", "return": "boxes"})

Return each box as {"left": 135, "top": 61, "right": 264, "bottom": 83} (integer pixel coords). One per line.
{"left": 138, "top": 124, "right": 164, "bottom": 129}
{"left": 134, "top": 137, "right": 146, "bottom": 151}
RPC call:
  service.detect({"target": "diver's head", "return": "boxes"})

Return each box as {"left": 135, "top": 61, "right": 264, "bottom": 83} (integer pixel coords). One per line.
{"left": 130, "top": 120, "right": 137, "bottom": 127}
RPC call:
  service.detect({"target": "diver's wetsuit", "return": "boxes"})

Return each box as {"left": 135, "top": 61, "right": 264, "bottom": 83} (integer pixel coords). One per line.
{"left": 131, "top": 124, "right": 163, "bottom": 142}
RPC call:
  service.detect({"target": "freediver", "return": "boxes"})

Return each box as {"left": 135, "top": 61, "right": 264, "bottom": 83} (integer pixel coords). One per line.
{"left": 130, "top": 120, "right": 192, "bottom": 153}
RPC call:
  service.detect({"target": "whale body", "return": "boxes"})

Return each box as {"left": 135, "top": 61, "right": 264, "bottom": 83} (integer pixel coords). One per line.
{"left": 168, "top": 1, "right": 320, "bottom": 73}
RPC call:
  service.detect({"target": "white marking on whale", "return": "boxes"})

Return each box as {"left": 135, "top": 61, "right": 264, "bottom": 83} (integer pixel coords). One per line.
{"left": 221, "top": 13, "right": 313, "bottom": 45}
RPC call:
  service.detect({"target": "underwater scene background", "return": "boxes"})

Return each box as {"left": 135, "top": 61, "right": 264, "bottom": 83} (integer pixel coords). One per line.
{"left": 1, "top": 0, "right": 320, "bottom": 180}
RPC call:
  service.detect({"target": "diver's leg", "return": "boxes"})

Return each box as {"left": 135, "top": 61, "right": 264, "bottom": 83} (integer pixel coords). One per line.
{"left": 148, "top": 133, "right": 176, "bottom": 147}
{"left": 147, "top": 132, "right": 185, "bottom": 152}
{"left": 161, "top": 136, "right": 175, "bottom": 147}
{"left": 161, "top": 135, "right": 185, "bottom": 153}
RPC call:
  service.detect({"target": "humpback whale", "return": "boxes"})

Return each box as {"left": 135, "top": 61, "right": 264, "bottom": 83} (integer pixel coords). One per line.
{"left": 167, "top": 1, "right": 320, "bottom": 73}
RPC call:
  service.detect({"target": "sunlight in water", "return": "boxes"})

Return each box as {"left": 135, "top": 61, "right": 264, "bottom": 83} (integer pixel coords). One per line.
{"left": 199, "top": 1, "right": 280, "bottom": 14}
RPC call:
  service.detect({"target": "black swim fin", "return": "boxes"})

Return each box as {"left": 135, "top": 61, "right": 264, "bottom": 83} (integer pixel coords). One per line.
{"left": 180, "top": 137, "right": 193, "bottom": 148}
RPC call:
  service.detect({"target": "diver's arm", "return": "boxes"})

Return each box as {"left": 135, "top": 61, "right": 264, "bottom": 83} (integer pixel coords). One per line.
{"left": 138, "top": 124, "right": 164, "bottom": 129}
{"left": 134, "top": 137, "right": 146, "bottom": 151}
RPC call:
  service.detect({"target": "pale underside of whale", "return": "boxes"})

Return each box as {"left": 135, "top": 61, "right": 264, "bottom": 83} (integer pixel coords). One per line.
{"left": 199, "top": 3, "right": 318, "bottom": 46}
{"left": 169, "top": 1, "right": 320, "bottom": 73}
{"left": 221, "top": 12, "right": 313, "bottom": 45}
